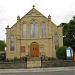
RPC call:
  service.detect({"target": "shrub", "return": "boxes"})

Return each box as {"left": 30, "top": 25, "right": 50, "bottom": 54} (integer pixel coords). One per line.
{"left": 48, "top": 57, "right": 56, "bottom": 61}
{"left": 56, "top": 46, "right": 67, "bottom": 60}
{"left": 14, "top": 57, "right": 27, "bottom": 62}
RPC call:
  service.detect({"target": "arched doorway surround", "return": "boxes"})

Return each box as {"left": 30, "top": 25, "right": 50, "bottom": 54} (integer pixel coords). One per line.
{"left": 30, "top": 42, "right": 39, "bottom": 57}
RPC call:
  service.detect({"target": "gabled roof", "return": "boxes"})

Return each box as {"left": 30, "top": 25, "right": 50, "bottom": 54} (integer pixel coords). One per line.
{"left": 21, "top": 5, "right": 47, "bottom": 19}
{"left": 7, "top": 5, "right": 53, "bottom": 29}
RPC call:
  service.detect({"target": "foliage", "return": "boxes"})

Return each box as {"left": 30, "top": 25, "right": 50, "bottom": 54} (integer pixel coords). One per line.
{"left": 48, "top": 57, "right": 56, "bottom": 61}
{"left": 5, "top": 57, "right": 27, "bottom": 62}
{"left": 61, "top": 16, "right": 75, "bottom": 52}
{"left": 13, "top": 57, "right": 27, "bottom": 62}
{"left": 56, "top": 46, "right": 67, "bottom": 60}
{"left": 42, "top": 56, "right": 56, "bottom": 61}
{"left": 0, "top": 52, "right": 6, "bottom": 61}
{"left": 0, "top": 40, "right": 6, "bottom": 51}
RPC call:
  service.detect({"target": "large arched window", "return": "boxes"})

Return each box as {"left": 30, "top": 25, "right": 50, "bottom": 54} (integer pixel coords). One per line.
{"left": 42, "top": 23, "right": 46, "bottom": 38}
{"left": 23, "top": 24, "right": 26, "bottom": 38}
{"left": 30, "top": 22, "right": 38, "bottom": 38}
{"left": 34, "top": 22, "right": 38, "bottom": 38}
{"left": 30, "top": 23, "right": 34, "bottom": 38}
{"left": 10, "top": 35, "right": 14, "bottom": 51}
{"left": 54, "top": 34, "right": 59, "bottom": 49}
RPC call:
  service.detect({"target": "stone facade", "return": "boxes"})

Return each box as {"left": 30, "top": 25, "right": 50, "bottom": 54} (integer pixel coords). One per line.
{"left": 6, "top": 6, "right": 63, "bottom": 59}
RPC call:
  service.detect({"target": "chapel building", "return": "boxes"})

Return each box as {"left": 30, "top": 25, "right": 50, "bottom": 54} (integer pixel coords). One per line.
{"left": 6, "top": 6, "right": 63, "bottom": 59}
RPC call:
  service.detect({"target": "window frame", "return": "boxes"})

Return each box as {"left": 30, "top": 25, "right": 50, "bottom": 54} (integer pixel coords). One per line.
{"left": 42, "top": 23, "right": 46, "bottom": 38}
{"left": 10, "top": 35, "right": 14, "bottom": 51}
{"left": 54, "top": 34, "right": 59, "bottom": 49}
{"left": 22, "top": 23, "right": 27, "bottom": 38}
{"left": 30, "top": 22, "right": 39, "bottom": 38}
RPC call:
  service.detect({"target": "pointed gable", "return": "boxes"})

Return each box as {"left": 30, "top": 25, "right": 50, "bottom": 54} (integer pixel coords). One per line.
{"left": 21, "top": 5, "right": 47, "bottom": 19}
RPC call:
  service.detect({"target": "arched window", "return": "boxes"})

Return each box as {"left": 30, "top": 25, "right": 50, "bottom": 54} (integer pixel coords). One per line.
{"left": 54, "top": 34, "right": 59, "bottom": 49}
{"left": 23, "top": 24, "right": 26, "bottom": 38}
{"left": 30, "top": 22, "right": 38, "bottom": 38}
{"left": 34, "top": 22, "right": 38, "bottom": 38}
{"left": 30, "top": 23, "right": 34, "bottom": 38}
{"left": 42, "top": 23, "right": 46, "bottom": 38}
{"left": 10, "top": 35, "right": 14, "bottom": 51}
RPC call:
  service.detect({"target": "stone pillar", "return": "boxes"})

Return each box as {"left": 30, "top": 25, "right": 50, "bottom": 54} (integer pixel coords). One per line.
{"left": 6, "top": 25, "right": 10, "bottom": 59}
{"left": 48, "top": 15, "right": 53, "bottom": 57}
{"left": 17, "top": 16, "right": 21, "bottom": 37}
{"left": 16, "top": 16, "right": 21, "bottom": 58}
{"left": 48, "top": 15, "right": 52, "bottom": 37}
{"left": 58, "top": 26, "right": 63, "bottom": 47}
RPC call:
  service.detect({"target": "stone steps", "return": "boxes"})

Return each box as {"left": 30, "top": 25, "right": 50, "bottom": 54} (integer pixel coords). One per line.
{"left": 27, "top": 57, "right": 41, "bottom": 68}
{"left": 27, "top": 57, "right": 41, "bottom": 61}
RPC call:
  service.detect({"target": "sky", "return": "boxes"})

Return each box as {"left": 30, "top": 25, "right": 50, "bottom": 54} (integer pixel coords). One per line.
{"left": 0, "top": 0, "right": 74, "bottom": 40}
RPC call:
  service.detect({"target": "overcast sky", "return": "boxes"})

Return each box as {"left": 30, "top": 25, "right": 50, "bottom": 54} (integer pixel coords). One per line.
{"left": 0, "top": 0, "right": 74, "bottom": 40}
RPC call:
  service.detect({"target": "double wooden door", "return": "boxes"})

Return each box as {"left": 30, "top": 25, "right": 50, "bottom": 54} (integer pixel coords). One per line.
{"left": 30, "top": 44, "right": 39, "bottom": 57}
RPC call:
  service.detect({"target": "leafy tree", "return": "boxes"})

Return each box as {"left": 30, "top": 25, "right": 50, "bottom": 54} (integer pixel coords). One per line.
{"left": 56, "top": 46, "right": 67, "bottom": 60}
{"left": 61, "top": 16, "right": 75, "bottom": 52}
{"left": 0, "top": 40, "right": 6, "bottom": 51}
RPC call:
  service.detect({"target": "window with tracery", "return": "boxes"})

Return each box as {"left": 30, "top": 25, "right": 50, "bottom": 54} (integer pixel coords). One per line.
{"left": 35, "top": 22, "right": 38, "bottom": 38}
{"left": 42, "top": 23, "right": 46, "bottom": 38}
{"left": 30, "top": 22, "right": 38, "bottom": 38}
{"left": 23, "top": 24, "right": 26, "bottom": 38}
{"left": 54, "top": 34, "right": 59, "bottom": 49}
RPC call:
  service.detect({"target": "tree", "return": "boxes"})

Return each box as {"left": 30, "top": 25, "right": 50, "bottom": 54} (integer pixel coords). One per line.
{"left": 56, "top": 46, "right": 67, "bottom": 60}
{"left": 0, "top": 40, "right": 6, "bottom": 51}
{"left": 61, "top": 16, "right": 75, "bottom": 52}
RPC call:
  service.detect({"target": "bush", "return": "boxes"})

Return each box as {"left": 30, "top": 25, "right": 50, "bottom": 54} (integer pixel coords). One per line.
{"left": 0, "top": 52, "right": 6, "bottom": 61}
{"left": 56, "top": 46, "right": 67, "bottom": 60}
{"left": 48, "top": 57, "right": 56, "bottom": 61}
{"left": 14, "top": 57, "right": 27, "bottom": 62}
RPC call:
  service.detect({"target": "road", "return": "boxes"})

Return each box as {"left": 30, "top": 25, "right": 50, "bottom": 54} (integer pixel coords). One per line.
{"left": 0, "top": 70, "right": 75, "bottom": 75}
{"left": 0, "top": 67, "right": 75, "bottom": 75}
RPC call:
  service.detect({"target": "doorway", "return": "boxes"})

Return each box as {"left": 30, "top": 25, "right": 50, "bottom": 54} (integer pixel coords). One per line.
{"left": 30, "top": 42, "right": 39, "bottom": 57}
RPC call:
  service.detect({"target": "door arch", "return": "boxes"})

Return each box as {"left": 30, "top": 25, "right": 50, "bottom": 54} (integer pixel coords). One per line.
{"left": 30, "top": 42, "right": 39, "bottom": 57}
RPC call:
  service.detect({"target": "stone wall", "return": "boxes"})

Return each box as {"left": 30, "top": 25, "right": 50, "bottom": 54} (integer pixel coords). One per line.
{"left": 27, "top": 57, "right": 41, "bottom": 68}
{"left": 42, "top": 60, "right": 75, "bottom": 68}
{"left": 0, "top": 61, "right": 27, "bottom": 69}
{"left": 0, "top": 60, "right": 75, "bottom": 69}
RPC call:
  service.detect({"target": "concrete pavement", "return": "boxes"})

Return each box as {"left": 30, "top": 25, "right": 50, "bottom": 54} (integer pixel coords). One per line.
{"left": 0, "top": 67, "right": 75, "bottom": 74}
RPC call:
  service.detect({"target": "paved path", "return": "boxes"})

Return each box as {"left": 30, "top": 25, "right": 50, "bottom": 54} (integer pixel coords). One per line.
{"left": 0, "top": 67, "right": 75, "bottom": 74}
